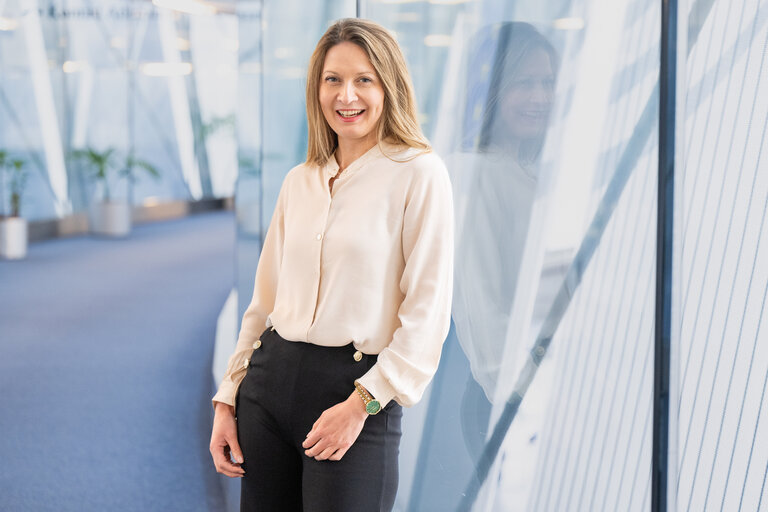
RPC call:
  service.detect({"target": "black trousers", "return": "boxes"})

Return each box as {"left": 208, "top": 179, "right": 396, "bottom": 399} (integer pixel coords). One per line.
{"left": 235, "top": 327, "right": 403, "bottom": 512}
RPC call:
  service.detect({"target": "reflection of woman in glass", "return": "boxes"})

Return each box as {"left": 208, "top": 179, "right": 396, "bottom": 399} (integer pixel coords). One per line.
{"left": 452, "top": 21, "right": 558, "bottom": 448}
{"left": 476, "top": 22, "right": 557, "bottom": 167}
{"left": 209, "top": 19, "right": 454, "bottom": 511}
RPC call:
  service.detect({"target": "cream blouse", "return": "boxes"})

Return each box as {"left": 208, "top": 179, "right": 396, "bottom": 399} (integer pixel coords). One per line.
{"left": 212, "top": 141, "right": 454, "bottom": 409}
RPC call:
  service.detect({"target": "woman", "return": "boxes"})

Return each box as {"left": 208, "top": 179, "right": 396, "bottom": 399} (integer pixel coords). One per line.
{"left": 452, "top": 21, "right": 558, "bottom": 403}
{"left": 209, "top": 18, "right": 453, "bottom": 511}
{"left": 449, "top": 21, "right": 558, "bottom": 465}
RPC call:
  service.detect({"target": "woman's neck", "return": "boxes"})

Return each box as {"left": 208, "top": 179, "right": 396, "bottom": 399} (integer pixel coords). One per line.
{"left": 334, "top": 134, "right": 378, "bottom": 170}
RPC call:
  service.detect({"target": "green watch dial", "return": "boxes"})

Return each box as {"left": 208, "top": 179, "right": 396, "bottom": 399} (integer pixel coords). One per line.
{"left": 366, "top": 400, "right": 381, "bottom": 415}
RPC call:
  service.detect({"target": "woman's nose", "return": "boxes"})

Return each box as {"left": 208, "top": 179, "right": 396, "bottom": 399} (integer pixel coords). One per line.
{"left": 529, "top": 82, "right": 553, "bottom": 106}
{"left": 338, "top": 82, "right": 358, "bottom": 103}
{"left": 532, "top": 79, "right": 554, "bottom": 103}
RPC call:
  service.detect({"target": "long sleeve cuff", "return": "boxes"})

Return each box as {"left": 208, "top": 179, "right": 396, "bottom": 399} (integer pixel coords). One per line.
{"left": 212, "top": 383, "right": 237, "bottom": 408}
{"left": 211, "top": 349, "right": 253, "bottom": 409}
{"left": 356, "top": 363, "right": 401, "bottom": 409}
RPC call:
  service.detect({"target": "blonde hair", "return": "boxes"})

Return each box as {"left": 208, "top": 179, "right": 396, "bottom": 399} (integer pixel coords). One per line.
{"left": 305, "top": 18, "right": 430, "bottom": 167}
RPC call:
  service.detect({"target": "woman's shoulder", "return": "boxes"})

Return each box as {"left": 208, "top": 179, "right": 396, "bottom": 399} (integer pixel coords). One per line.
{"left": 378, "top": 146, "right": 451, "bottom": 201}
{"left": 282, "top": 159, "right": 321, "bottom": 183}
{"left": 270, "top": 162, "right": 317, "bottom": 201}
{"left": 380, "top": 142, "right": 448, "bottom": 177}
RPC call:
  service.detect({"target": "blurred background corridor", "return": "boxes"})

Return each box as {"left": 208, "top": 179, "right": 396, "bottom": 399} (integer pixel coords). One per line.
{"left": 0, "top": 212, "right": 233, "bottom": 510}
{"left": 1, "top": 0, "right": 767, "bottom": 510}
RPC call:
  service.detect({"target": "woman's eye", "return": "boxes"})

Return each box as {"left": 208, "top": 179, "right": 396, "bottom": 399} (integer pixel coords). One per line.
{"left": 359, "top": 77, "right": 372, "bottom": 83}
{"left": 324, "top": 76, "right": 339, "bottom": 83}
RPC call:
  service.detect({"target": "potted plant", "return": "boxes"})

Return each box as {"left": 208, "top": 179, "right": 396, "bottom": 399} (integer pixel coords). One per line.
{"left": 0, "top": 152, "right": 28, "bottom": 259}
{"left": 70, "top": 147, "right": 160, "bottom": 237}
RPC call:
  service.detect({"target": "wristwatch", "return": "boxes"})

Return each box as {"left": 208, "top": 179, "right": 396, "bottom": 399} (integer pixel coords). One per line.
{"left": 354, "top": 380, "right": 381, "bottom": 415}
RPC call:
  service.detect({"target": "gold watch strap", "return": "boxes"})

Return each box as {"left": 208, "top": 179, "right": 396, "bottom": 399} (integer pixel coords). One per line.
{"left": 354, "top": 380, "right": 381, "bottom": 415}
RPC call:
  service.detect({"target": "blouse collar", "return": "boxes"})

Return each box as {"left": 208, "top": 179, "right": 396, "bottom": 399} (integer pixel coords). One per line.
{"left": 322, "top": 141, "right": 387, "bottom": 181}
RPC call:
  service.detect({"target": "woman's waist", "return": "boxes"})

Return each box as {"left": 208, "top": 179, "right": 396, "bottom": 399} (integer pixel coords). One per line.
{"left": 268, "top": 316, "right": 396, "bottom": 356}
{"left": 254, "top": 325, "right": 379, "bottom": 379}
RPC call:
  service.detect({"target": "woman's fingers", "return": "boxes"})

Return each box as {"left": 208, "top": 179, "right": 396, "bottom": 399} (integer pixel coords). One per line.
{"left": 227, "top": 434, "right": 244, "bottom": 465}
{"left": 210, "top": 439, "right": 246, "bottom": 476}
{"left": 210, "top": 406, "right": 246, "bottom": 477}
{"left": 303, "top": 428, "right": 321, "bottom": 450}
{"left": 315, "top": 447, "right": 337, "bottom": 461}
{"left": 218, "top": 464, "right": 245, "bottom": 478}
{"left": 303, "top": 436, "right": 328, "bottom": 458}
{"left": 303, "top": 395, "right": 367, "bottom": 461}
{"left": 329, "top": 448, "right": 349, "bottom": 461}
{"left": 211, "top": 444, "right": 245, "bottom": 476}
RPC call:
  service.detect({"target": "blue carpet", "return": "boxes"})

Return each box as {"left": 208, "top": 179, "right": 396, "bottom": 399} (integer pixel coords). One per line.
{"left": 0, "top": 212, "right": 234, "bottom": 512}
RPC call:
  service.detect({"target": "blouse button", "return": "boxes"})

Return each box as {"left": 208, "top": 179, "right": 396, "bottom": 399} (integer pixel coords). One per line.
{"left": 353, "top": 350, "right": 363, "bottom": 362}
{"left": 243, "top": 358, "right": 250, "bottom": 368}
{"left": 316, "top": 233, "right": 323, "bottom": 241}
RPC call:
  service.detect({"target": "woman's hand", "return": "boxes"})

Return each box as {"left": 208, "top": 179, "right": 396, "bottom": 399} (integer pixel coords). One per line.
{"left": 302, "top": 391, "right": 369, "bottom": 461}
{"left": 210, "top": 402, "right": 246, "bottom": 478}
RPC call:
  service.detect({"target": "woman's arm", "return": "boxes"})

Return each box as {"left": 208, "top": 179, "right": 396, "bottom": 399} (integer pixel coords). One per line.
{"left": 210, "top": 401, "right": 245, "bottom": 477}
{"left": 211, "top": 174, "right": 290, "bottom": 408}
{"left": 356, "top": 156, "right": 455, "bottom": 408}
{"left": 303, "top": 156, "right": 454, "bottom": 461}
{"left": 302, "top": 390, "right": 369, "bottom": 461}
{"left": 210, "top": 171, "right": 291, "bottom": 477}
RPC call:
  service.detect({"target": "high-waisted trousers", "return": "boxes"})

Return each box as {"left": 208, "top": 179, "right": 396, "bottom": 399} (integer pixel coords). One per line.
{"left": 235, "top": 326, "right": 403, "bottom": 512}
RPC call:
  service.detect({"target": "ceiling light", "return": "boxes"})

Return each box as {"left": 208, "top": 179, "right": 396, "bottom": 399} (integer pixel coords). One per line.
{"left": 62, "top": 61, "right": 89, "bottom": 73}
{"left": 110, "top": 37, "right": 127, "bottom": 49}
{"left": 0, "top": 17, "right": 19, "bottom": 31}
{"left": 140, "top": 62, "right": 193, "bottom": 76}
{"left": 424, "top": 34, "right": 452, "bottom": 47}
{"left": 553, "top": 17, "right": 585, "bottom": 30}
{"left": 395, "top": 12, "right": 421, "bottom": 22}
{"left": 61, "top": 60, "right": 91, "bottom": 73}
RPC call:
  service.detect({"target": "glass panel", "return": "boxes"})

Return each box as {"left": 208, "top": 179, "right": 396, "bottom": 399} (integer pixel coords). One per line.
{"left": 677, "top": 0, "right": 768, "bottom": 510}
{"left": 0, "top": 1, "right": 238, "bottom": 221}
{"left": 234, "top": 0, "right": 357, "bottom": 317}
{"left": 0, "top": 4, "right": 64, "bottom": 219}
{"left": 363, "top": 1, "right": 660, "bottom": 510}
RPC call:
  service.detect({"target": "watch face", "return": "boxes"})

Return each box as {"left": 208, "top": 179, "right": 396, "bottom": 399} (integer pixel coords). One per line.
{"left": 366, "top": 400, "right": 381, "bottom": 415}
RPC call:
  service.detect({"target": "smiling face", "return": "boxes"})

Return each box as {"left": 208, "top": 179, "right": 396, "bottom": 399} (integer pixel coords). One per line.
{"left": 499, "top": 46, "right": 556, "bottom": 141}
{"left": 319, "top": 42, "right": 385, "bottom": 152}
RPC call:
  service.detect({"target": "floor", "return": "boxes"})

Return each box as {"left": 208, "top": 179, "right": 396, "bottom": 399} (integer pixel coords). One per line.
{"left": 0, "top": 211, "right": 235, "bottom": 512}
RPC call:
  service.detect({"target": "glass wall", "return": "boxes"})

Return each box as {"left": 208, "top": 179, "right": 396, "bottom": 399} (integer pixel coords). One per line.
{"left": 677, "top": 0, "right": 768, "bottom": 510}
{"left": 360, "top": 1, "right": 660, "bottom": 510}
{"left": 230, "top": 0, "right": 665, "bottom": 510}
{"left": 234, "top": 0, "right": 356, "bottom": 319}
{"left": 0, "top": 0, "right": 238, "bottom": 221}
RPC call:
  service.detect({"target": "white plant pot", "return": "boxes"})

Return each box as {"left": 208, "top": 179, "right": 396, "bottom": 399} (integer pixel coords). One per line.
{"left": 90, "top": 200, "right": 132, "bottom": 237}
{"left": 0, "top": 217, "right": 28, "bottom": 259}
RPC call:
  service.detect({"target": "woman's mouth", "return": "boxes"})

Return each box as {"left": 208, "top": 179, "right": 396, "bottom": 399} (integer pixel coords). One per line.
{"left": 336, "top": 109, "right": 365, "bottom": 122}
{"left": 520, "top": 111, "right": 548, "bottom": 120}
